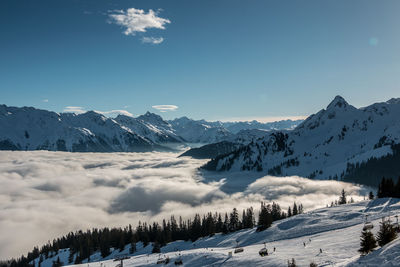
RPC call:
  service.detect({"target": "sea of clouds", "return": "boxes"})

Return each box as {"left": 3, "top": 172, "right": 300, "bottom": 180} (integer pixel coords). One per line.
{"left": 0, "top": 151, "right": 369, "bottom": 259}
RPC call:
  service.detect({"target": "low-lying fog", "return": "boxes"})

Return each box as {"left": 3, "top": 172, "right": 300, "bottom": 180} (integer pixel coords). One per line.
{"left": 0, "top": 151, "right": 369, "bottom": 259}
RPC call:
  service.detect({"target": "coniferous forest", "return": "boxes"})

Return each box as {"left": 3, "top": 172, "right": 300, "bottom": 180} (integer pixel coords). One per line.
{"left": 343, "top": 144, "right": 400, "bottom": 187}
{"left": 3, "top": 202, "right": 303, "bottom": 267}
{"left": 377, "top": 176, "right": 400, "bottom": 198}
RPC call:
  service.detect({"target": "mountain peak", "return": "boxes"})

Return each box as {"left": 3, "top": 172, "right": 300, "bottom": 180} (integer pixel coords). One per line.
{"left": 327, "top": 95, "right": 349, "bottom": 110}
{"left": 386, "top": 98, "right": 400, "bottom": 105}
{"left": 137, "top": 112, "right": 165, "bottom": 123}
{"left": 81, "top": 110, "right": 105, "bottom": 118}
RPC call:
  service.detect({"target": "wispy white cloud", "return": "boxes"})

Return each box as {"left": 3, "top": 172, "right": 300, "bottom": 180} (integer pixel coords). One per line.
{"left": 142, "top": 36, "right": 164, "bottom": 44}
{"left": 62, "top": 107, "right": 133, "bottom": 117}
{"left": 152, "top": 105, "right": 178, "bottom": 112}
{"left": 63, "top": 106, "right": 86, "bottom": 114}
{"left": 42, "top": 99, "right": 49, "bottom": 103}
{"left": 109, "top": 8, "right": 170, "bottom": 37}
{"left": 95, "top": 110, "right": 134, "bottom": 117}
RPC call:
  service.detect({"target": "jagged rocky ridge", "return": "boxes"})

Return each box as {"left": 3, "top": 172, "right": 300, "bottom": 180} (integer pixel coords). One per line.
{"left": 202, "top": 96, "right": 400, "bottom": 186}
{"left": 0, "top": 105, "right": 302, "bottom": 152}
{"left": 0, "top": 106, "right": 170, "bottom": 152}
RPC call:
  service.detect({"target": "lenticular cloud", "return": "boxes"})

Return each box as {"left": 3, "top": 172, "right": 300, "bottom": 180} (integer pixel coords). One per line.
{"left": 0, "top": 151, "right": 367, "bottom": 259}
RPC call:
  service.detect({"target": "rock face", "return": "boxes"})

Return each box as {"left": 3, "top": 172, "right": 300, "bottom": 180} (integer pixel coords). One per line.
{"left": 202, "top": 96, "right": 400, "bottom": 185}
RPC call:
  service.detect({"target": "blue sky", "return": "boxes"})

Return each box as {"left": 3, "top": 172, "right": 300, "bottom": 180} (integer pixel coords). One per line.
{"left": 1, "top": 0, "right": 399, "bottom": 122}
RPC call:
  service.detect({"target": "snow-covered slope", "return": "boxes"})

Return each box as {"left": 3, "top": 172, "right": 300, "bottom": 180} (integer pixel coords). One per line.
{"left": 115, "top": 112, "right": 184, "bottom": 144}
{"left": 223, "top": 119, "right": 303, "bottom": 134}
{"left": 0, "top": 105, "right": 166, "bottom": 152}
{"left": 169, "top": 117, "right": 303, "bottom": 144}
{"left": 203, "top": 96, "right": 400, "bottom": 184}
{"left": 31, "top": 198, "right": 400, "bottom": 267}
{"left": 168, "top": 117, "right": 234, "bottom": 144}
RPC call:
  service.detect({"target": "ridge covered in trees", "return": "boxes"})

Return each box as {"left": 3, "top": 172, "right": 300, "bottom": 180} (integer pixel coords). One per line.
{"left": 343, "top": 144, "right": 400, "bottom": 187}
{"left": 4, "top": 201, "right": 303, "bottom": 267}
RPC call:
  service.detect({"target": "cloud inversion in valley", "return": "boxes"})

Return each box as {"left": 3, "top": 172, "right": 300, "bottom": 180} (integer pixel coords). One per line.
{"left": 0, "top": 151, "right": 368, "bottom": 259}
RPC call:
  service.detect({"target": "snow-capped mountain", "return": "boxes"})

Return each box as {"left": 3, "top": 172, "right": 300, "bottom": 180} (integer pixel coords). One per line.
{"left": 223, "top": 119, "right": 303, "bottom": 134}
{"left": 203, "top": 96, "right": 400, "bottom": 185}
{"left": 168, "top": 117, "right": 234, "bottom": 144}
{"left": 0, "top": 105, "right": 167, "bottom": 152}
{"left": 115, "top": 112, "right": 184, "bottom": 144}
{"left": 168, "top": 117, "right": 303, "bottom": 144}
{"left": 0, "top": 105, "right": 303, "bottom": 152}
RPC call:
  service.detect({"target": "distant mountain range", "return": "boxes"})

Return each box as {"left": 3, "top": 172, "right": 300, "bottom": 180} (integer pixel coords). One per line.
{"left": 0, "top": 105, "right": 301, "bottom": 152}
{"left": 200, "top": 96, "right": 400, "bottom": 186}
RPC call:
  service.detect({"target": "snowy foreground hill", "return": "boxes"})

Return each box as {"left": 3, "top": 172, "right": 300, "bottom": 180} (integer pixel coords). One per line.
{"left": 202, "top": 96, "right": 400, "bottom": 186}
{"left": 33, "top": 198, "right": 400, "bottom": 267}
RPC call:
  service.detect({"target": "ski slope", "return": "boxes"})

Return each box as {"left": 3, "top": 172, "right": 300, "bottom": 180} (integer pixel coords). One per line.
{"left": 33, "top": 198, "right": 400, "bottom": 267}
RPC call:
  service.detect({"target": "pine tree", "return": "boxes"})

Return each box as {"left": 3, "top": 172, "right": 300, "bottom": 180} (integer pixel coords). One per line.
{"left": 142, "top": 223, "right": 150, "bottom": 247}
{"left": 378, "top": 177, "right": 396, "bottom": 198}
{"left": 271, "top": 202, "right": 283, "bottom": 221}
{"left": 152, "top": 242, "right": 161, "bottom": 254}
{"left": 369, "top": 191, "right": 374, "bottom": 200}
{"left": 100, "top": 236, "right": 111, "bottom": 258}
{"left": 242, "top": 209, "right": 246, "bottom": 229}
{"left": 67, "top": 248, "right": 74, "bottom": 263}
{"left": 298, "top": 204, "right": 304, "bottom": 214}
{"left": 376, "top": 219, "right": 397, "bottom": 247}
{"left": 216, "top": 213, "right": 223, "bottom": 233}
{"left": 129, "top": 240, "right": 136, "bottom": 254}
{"left": 190, "top": 214, "right": 202, "bottom": 241}
{"left": 257, "top": 202, "right": 273, "bottom": 231}
{"left": 358, "top": 229, "right": 377, "bottom": 255}
{"left": 395, "top": 177, "right": 400, "bottom": 198}
{"left": 242, "top": 207, "right": 254, "bottom": 229}
{"left": 292, "top": 202, "right": 298, "bottom": 215}
{"left": 339, "top": 189, "right": 347, "bottom": 205}
{"left": 287, "top": 206, "right": 292, "bottom": 217}
{"left": 118, "top": 234, "right": 125, "bottom": 251}
{"left": 222, "top": 213, "right": 229, "bottom": 234}
{"left": 229, "top": 208, "right": 239, "bottom": 231}
{"left": 39, "top": 255, "right": 44, "bottom": 267}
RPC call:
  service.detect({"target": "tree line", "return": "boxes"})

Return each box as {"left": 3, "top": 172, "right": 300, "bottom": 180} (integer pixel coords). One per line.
{"left": 2, "top": 201, "right": 303, "bottom": 267}
{"left": 377, "top": 177, "right": 400, "bottom": 198}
